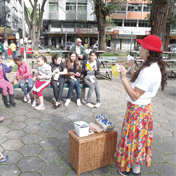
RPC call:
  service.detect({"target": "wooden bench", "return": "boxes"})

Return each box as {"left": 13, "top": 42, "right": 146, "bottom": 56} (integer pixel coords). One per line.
{"left": 99, "top": 58, "right": 118, "bottom": 68}
{"left": 166, "top": 68, "right": 176, "bottom": 77}
{"left": 1, "top": 83, "right": 88, "bottom": 102}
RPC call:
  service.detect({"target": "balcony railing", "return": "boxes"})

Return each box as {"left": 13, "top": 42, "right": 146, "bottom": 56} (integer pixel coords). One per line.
{"left": 66, "top": 11, "right": 87, "bottom": 21}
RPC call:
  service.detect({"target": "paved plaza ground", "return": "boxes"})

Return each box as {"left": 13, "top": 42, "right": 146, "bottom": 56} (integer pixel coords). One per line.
{"left": 0, "top": 57, "right": 176, "bottom": 176}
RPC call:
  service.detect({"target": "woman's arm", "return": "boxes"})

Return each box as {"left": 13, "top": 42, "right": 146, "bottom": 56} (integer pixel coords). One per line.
{"left": 120, "top": 65, "right": 145, "bottom": 101}
{"left": 59, "top": 68, "right": 67, "bottom": 75}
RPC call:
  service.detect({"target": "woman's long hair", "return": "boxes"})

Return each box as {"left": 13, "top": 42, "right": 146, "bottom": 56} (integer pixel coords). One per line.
{"left": 65, "top": 51, "right": 79, "bottom": 71}
{"left": 130, "top": 51, "right": 167, "bottom": 91}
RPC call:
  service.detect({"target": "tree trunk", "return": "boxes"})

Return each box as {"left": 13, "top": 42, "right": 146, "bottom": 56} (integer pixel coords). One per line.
{"left": 150, "top": 0, "right": 168, "bottom": 49}
{"left": 94, "top": 0, "right": 107, "bottom": 51}
{"left": 163, "top": 0, "right": 175, "bottom": 51}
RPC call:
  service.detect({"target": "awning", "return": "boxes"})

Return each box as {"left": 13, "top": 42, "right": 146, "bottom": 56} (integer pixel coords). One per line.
{"left": 0, "top": 34, "right": 16, "bottom": 40}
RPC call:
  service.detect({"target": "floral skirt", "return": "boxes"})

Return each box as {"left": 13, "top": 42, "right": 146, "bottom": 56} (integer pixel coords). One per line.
{"left": 115, "top": 102, "right": 153, "bottom": 172}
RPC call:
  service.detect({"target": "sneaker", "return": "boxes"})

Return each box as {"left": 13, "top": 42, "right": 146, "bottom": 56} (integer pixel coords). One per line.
{"left": 130, "top": 169, "right": 141, "bottom": 176}
{"left": 65, "top": 99, "right": 70, "bottom": 106}
{"left": 0, "top": 153, "right": 9, "bottom": 163}
{"left": 119, "top": 170, "right": 131, "bottom": 176}
{"left": 23, "top": 95, "right": 27, "bottom": 102}
{"left": 77, "top": 99, "right": 81, "bottom": 106}
{"left": 26, "top": 93, "right": 31, "bottom": 104}
{"left": 31, "top": 100, "right": 38, "bottom": 107}
{"left": 34, "top": 104, "right": 45, "bottom": 110}
{"left": 94, "top": 103, "right": 101, "bottom": 108}
{"left": 86, "top": 103, "right": 94, "bottom": 108}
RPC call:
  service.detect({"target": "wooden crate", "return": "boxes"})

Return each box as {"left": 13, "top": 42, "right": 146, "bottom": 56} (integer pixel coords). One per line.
{"left": 69, "top": 129, "right": 117, "bottom": 176}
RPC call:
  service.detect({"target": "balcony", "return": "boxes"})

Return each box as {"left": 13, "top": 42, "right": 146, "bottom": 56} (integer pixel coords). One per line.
{"left": 12, "top": 3, "right": 18, "bottom": 11}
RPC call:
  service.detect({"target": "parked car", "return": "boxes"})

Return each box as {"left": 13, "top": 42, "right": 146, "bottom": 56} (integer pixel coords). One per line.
{"left": 61, "top": 42, "right": 75, "bottom": 50}
{"left": 92, "top": 43, "right": 111, "bottom": 52}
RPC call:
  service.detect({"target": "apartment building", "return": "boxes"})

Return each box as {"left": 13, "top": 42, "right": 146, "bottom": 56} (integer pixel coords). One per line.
{"left": 42, "top": 0, "right": 175, "bottom": 50}
{"left": 42, "top": 0, "right": 98, "bottom": 48}
{"left": 0, "top": 0, "right": 24, "bottom": 43}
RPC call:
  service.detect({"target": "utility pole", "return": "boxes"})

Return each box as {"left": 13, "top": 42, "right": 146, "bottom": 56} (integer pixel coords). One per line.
{"left": 3, "top": 0, "right": 8, "bottom": 42}
{"left": 22, "top": 0, "right": 26, "bottom": 60}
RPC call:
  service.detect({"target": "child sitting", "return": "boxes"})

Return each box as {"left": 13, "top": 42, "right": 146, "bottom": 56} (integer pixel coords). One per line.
{"left": 65, "top": 51, "right": 81, "bottom": 107}
{"left": 14, "top": 55, "right": 34, "bottom": 103}
{"left": 0, "top": 55, "right": 16, "bottom": 108}
{"left": 32, "top": 55, "right": 52, "bottom": 110}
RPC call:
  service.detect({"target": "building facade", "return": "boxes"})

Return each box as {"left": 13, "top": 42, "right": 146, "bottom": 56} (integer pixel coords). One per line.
{"left": 0, "top": 0, "right": 26, "bottom": 43}
{"left": 42, "top": 0, "right": 175, "bottom": 50}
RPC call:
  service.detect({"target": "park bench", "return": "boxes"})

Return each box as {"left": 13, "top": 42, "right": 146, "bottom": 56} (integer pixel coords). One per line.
{"left": 0, "top": 83, "right": 88, "bottom": 102}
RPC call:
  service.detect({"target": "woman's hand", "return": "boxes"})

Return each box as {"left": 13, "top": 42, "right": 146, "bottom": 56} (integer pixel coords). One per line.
{"left": 68, "top": 72, "right": 75, "bottom": 76}
{"left": 16, "top": 75, "right": 23, "bottom": 80}
{"left": 93, "top": 67, "right": 97, "bottom": 71}
{"left": 119, "top": 65, "right": 127, "bottom": 80}
{"left": 85, "top": 67, "right": 89, "bottom": 71}
{"left": 37, "top": 76, "right": 43, "bottom": 80}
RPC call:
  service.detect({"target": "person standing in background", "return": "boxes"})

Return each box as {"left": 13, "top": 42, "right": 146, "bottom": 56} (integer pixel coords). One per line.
{"left": 16, "top": 40, "right": 21, "bottom": 56}
{"left": 3, "top": 40, "right": 9, "bottom": 59}
{"left": 9, "top": 40, "right": 16, "bottom": 59}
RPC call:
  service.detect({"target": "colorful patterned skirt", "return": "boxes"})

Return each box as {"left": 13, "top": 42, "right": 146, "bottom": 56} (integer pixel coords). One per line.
{"left": 115, "top": 101, "right": 153, "bottom": 172}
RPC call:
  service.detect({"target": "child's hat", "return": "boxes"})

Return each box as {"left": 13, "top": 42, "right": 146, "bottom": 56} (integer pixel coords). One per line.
{"left": 137, "top": 35, "right": 163, "bottom": 53}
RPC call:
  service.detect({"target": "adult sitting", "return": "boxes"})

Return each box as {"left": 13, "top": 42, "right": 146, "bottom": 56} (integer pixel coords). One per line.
{"left": 71, "top": 38, "right": 87, "bottom": 61}
{"left": 82, "top": 51, "right": 101, "bottom": 108}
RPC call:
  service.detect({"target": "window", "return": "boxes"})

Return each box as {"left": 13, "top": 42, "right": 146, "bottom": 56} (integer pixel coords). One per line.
{"left": 114, "top": 19, "right": 123, "bottom": 26}
{"left": 112, "top": 4, "right": 126, "bottom": 13}
{"left": 51, "top": 21, "right": 61, "bottom": 28}
{"left": 128, "top": 4, "right": 142, "bottom": 12}
{"left": 63, "top": 22, "right": 75, "bottom": 28}
{"left": 139, "top": 20, "right": 149, "bottom": 27}
{"left": 78, "top": 3, "right": 86, "bottom": 11}
{"left": 143, "top": 5, "right": 151, "bottom": 12}
{"left": 49, "top": 2, "right": 58, "bottom": 11}
{"left": 66, "top": 3, "right": 76, "bottom": 11}
{"left": 124, "top": 20, "right": 137, "bottom": 27}
{"left": 76, "top": 22, "right": 87, "bottom": 28}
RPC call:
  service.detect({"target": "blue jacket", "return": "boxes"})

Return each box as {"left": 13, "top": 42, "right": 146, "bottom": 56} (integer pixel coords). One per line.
{"left": 1, "top": 63, "right": 12, "bottom": 82}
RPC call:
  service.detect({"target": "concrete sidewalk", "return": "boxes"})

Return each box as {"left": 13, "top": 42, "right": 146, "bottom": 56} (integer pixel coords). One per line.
{"left": 0, "top": 57, "right": 176, "bottom": 176}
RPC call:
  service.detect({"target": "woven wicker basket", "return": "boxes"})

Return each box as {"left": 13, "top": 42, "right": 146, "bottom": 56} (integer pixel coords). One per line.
{"left": 69, "top": 129, "right": 117, "bottom": 175}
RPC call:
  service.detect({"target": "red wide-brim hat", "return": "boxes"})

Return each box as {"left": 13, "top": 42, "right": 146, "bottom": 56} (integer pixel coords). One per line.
{"left": 137, "top": 35, "right": 163, "bottom": 53}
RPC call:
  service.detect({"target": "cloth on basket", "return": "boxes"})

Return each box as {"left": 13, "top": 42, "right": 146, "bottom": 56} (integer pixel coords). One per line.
{"left": 89, "top": 123, "right": 103, "bottom": 133}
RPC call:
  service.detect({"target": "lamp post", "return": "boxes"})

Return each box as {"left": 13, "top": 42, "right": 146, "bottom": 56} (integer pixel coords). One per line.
{"left": 2, "top": 0, "right": 8, "bottom": 42}
{"left": 22, "top": 0, "right": 26, "bottom": 60}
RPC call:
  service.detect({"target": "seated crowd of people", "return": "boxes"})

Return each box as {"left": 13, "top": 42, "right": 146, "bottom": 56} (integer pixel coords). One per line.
{"left": 0, "top": 38, "right": 101, "bottom": 111}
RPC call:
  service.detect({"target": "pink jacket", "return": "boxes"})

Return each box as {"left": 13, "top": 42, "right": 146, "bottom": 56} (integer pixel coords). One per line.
{"left": 16, "top": 62, "right": 33, "bottom": 79}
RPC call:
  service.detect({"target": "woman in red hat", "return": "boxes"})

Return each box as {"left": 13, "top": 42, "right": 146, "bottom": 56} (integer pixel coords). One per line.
{"left": 115, "top": 35, "right": 167, "bottom": 176}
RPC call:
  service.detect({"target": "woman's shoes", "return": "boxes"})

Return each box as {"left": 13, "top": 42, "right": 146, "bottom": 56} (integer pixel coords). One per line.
{"left": 65, "top": 99, "right": 70, "bottom": 106}
{"left": 0, "top": 153, "right": 9, "bottom": 163}
{"left": 86, "top": 103, "right": 94, "bottom": 108}
{"left": 118, "top": 169, "right": 141, "bottom": 176}
{"left": 94, "top": 103, "right": 101, "bottom": 108}
{"left": 77, "top": 99, "right": 81, "bottom": 106}
{"left": 53, "top": 103, "right": 61, "bottom": 109}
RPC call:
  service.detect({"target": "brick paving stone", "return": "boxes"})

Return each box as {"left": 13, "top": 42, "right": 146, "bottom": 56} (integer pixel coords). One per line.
{"left": 39, "top": 138, "right": 61, "bottom": 149}
{"left": 20, "top": 173, "right": 41, "bottom": 176}
{"left": 59, "top": 142, "right": 69, "bottom": 154}
{"left": 39, "top": 149, "right": 63, "bottom": 162}
{"left": 152, "top": 150, "right": 165, "bottom": 163}
{"left": 39, "top": 163, "right": 67, "bottom": 176}
{"left": 67, "top": 170, "right": 93, "bottom": 176}
{"left": 40, "top": 121, "right": 57, "bottom": 129}
{"left": 0, "top": 164, "right": 21, "bottom": 176}
{"left": 167, "top": 154, "right": 176, "bottom": 165}
{"left": 0, "top": 126, "right": 10, "bottom": 135}
{"left": 21, "top": 134, "right": 43, "bottom": 144}
{"left": 4, "top": 151, "right": 23, "bottom": 164}
{"left": 17, "top": 156, "right": 44, "bottom": 172}
{"left": 164, "top": 136, "right": 176, "bottom": 146}
{"left": 0, "top": 135, "right": 8, "bottom": 144}
{"left": 2, "top": 139, "right": 24, "bottom": 150}
{"left": 20, "top": 144, "right": 43, "bottom": 156}
{"left": 6, "top": 130, "right": 25, "bottom": 139}
{"left": 8, "top": 121, "right": 26, "bottom": 130}
{"left": 61, "top": 155, "right": 73, "bottom": 169}
{"left": 155, "top": 163, "right": 176, "bottom": 176}
{"left": 25, "top": 119, "right": 42, "bottom": 126}
{"left": 154, "top": 142, "right": 176, "bottom": 154}
{"left": 12, "top": 115, "right": 28, "bottom": 122}
{"left": 91, "top": 166, "right": 111, "bottom": 175}
{"left": 23, "top": 126, "right": 42, "bottom": 134}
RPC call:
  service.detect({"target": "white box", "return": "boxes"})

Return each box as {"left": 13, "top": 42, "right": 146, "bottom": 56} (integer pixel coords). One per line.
{"left": 74, "top": 121, "right": 89, "bottom": 137}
